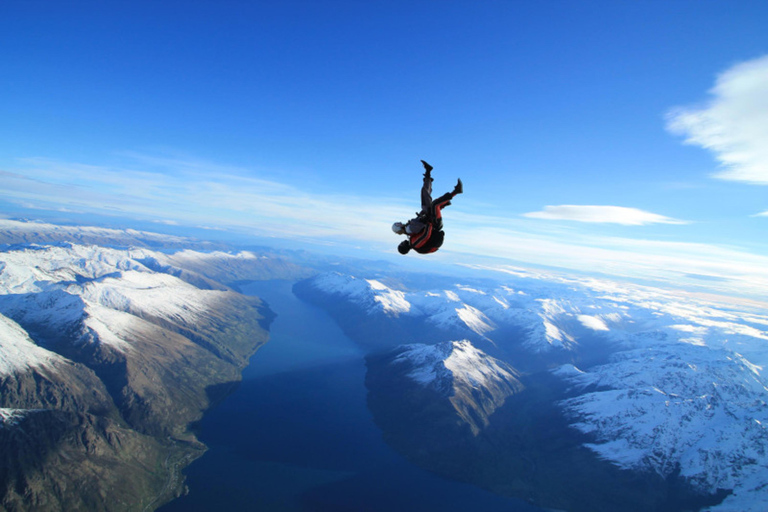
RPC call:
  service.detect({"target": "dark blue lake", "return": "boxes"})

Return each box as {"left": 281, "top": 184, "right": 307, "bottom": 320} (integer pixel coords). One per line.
{"left": 160, "top": 280, "right": 540, "bottom": 511}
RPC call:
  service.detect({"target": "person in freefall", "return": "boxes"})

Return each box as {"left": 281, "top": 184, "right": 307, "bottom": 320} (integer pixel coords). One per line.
{"left": 392, "top": 160, "right": 463, "bottom": 255}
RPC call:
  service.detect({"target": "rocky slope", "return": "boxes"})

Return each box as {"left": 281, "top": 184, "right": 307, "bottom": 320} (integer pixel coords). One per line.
{"left": 0, "top": 240, "right": 278, "bottom": 511}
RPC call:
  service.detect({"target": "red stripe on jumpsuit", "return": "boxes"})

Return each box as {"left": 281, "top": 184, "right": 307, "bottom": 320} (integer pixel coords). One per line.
{"left": 410, "top": 222, "right": 432, "bottom": 249}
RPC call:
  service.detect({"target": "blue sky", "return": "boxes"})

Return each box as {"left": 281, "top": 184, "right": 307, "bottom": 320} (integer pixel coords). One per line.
{"left": 1, "top": 1, "right": 768, "bottom": 299}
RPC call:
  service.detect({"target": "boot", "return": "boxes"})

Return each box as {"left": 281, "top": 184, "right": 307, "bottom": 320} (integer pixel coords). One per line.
{"left": 421, "top": 160, "right": 433, "bottom": 182}
{"left": 453, "top": 178, "right": 463, "bottom": 195}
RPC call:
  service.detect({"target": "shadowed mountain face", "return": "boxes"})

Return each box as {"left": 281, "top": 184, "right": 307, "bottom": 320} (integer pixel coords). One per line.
{"left": 298, "top": 272, "right": 766, "bottom": 512}
{"left": 0, "top": 241, "right": 292, "bottom": 511}
{"left": 370, "top": 341, "right": 525, "bottom": 435}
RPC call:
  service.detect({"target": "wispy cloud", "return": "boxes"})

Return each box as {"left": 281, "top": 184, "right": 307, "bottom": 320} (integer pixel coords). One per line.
{"left": 3, "top": 153, "right": 767, "bottom": 299}
{"left": 2, "top": 155, "right": 408, "bottom": 244}
{"left": 666, "top": 54, "right": 768, "bottom": 185}
{"left": 523, "top": 205, "right": 687, "bottom": 225}
{"left": 448, "top": 226, "right": 768, "bottom": 299}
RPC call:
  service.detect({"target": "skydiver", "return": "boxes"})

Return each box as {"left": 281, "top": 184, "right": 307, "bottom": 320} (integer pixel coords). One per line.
{"left": 392, "top": 160, "right": 462, "bottom": 255}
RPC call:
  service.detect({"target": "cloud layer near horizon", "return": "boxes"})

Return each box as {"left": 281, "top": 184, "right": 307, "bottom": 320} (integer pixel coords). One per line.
{"left": 3, "top": 154, "right": 768, "bottom": 299}
{"left": 523, "top": 205, "right": 687, "bottom": 225}
{"left": 667, "top": 54, "right": 768, "bottom": 186}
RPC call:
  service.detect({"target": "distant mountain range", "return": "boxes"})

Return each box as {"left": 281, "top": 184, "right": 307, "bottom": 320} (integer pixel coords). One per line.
{"left": 297, "top": 271, "right": 768, "bottom": 512}
{"left": 0, "top": 219, "right": 208, "bottom": 249}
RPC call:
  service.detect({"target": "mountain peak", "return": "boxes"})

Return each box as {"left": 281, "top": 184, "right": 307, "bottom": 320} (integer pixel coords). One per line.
{"left": 392, "top": 340, "right": 524, "bottom": 434}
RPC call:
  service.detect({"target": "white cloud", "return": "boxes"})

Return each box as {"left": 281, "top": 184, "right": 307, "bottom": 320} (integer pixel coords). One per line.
{"left": 667, "top": 54, "right": 768, "bottom": 185}
{"left": 523, "top": 205, "right": 687, "bottom": 225}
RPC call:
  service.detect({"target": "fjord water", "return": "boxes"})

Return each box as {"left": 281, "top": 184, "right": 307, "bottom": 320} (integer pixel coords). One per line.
{"left": 160, "top": 280, "right": 539, "bottom": 512}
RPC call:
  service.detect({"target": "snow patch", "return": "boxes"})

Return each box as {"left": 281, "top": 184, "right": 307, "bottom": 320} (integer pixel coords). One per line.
{"left": 455, "top": 305, "right": 495, "bottom": 335}
{"left": 366, "top": 280, "right": 410, "bottom": 314}
{"left": 0, "top": 314, "right": 60, "bottom": 376}
{"left": 443, "top": 340, "right": 514, "bottom": 388}
{"left": 577, "top": 314, "right": 610, "bottom": 331}
{"left": 0, "top": 408, "right": 29, "bottom": 428}
{"left": 444, "top": 290, "right": 460, "bottom": 302}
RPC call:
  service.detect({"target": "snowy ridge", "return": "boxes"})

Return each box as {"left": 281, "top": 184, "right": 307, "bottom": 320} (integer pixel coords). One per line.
{"left": 307, "top": 272, "right": 642, "bottom": 348}
{"left": 307, "top": 271, "right": 768, "bottom": 374}
{"left": 0, "top": 243, "right": 257, "bottom": 368}
{"left": 307, "top": 273, "right": 410, "bottom": 315}
{"left": 306, "top": 272, "right": 537, "bottom": 341}
{"left": 0, "top": 313, "right": 61, "bottom": 376}
{"left": 77, "top": 270, "right": 223, "bottom": 328}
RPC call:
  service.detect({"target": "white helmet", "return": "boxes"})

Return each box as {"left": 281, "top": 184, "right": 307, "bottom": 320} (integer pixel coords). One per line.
{"left": 392, "top": 222, "right": 406, "bottom": 235}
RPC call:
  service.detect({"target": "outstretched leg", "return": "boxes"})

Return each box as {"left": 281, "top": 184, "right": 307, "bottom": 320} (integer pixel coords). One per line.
{"left": 429, "top": 180, "right": 463, "bottom": 231}
{"left": 403, "top": 161, "right": 434, "bottom": 236}
{"left": 420, "top": 160, "right": 434, "bottom": 213}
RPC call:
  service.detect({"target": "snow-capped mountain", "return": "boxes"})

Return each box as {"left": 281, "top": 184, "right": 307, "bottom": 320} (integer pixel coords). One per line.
{"left": 0, "top": 239, "right": 277, "bottom": 510}
{"left": 390, "top": 340, "right": 524, "bottom": 433}
{"left": 301, "top": 270, "right": 768, "bottom": 511}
